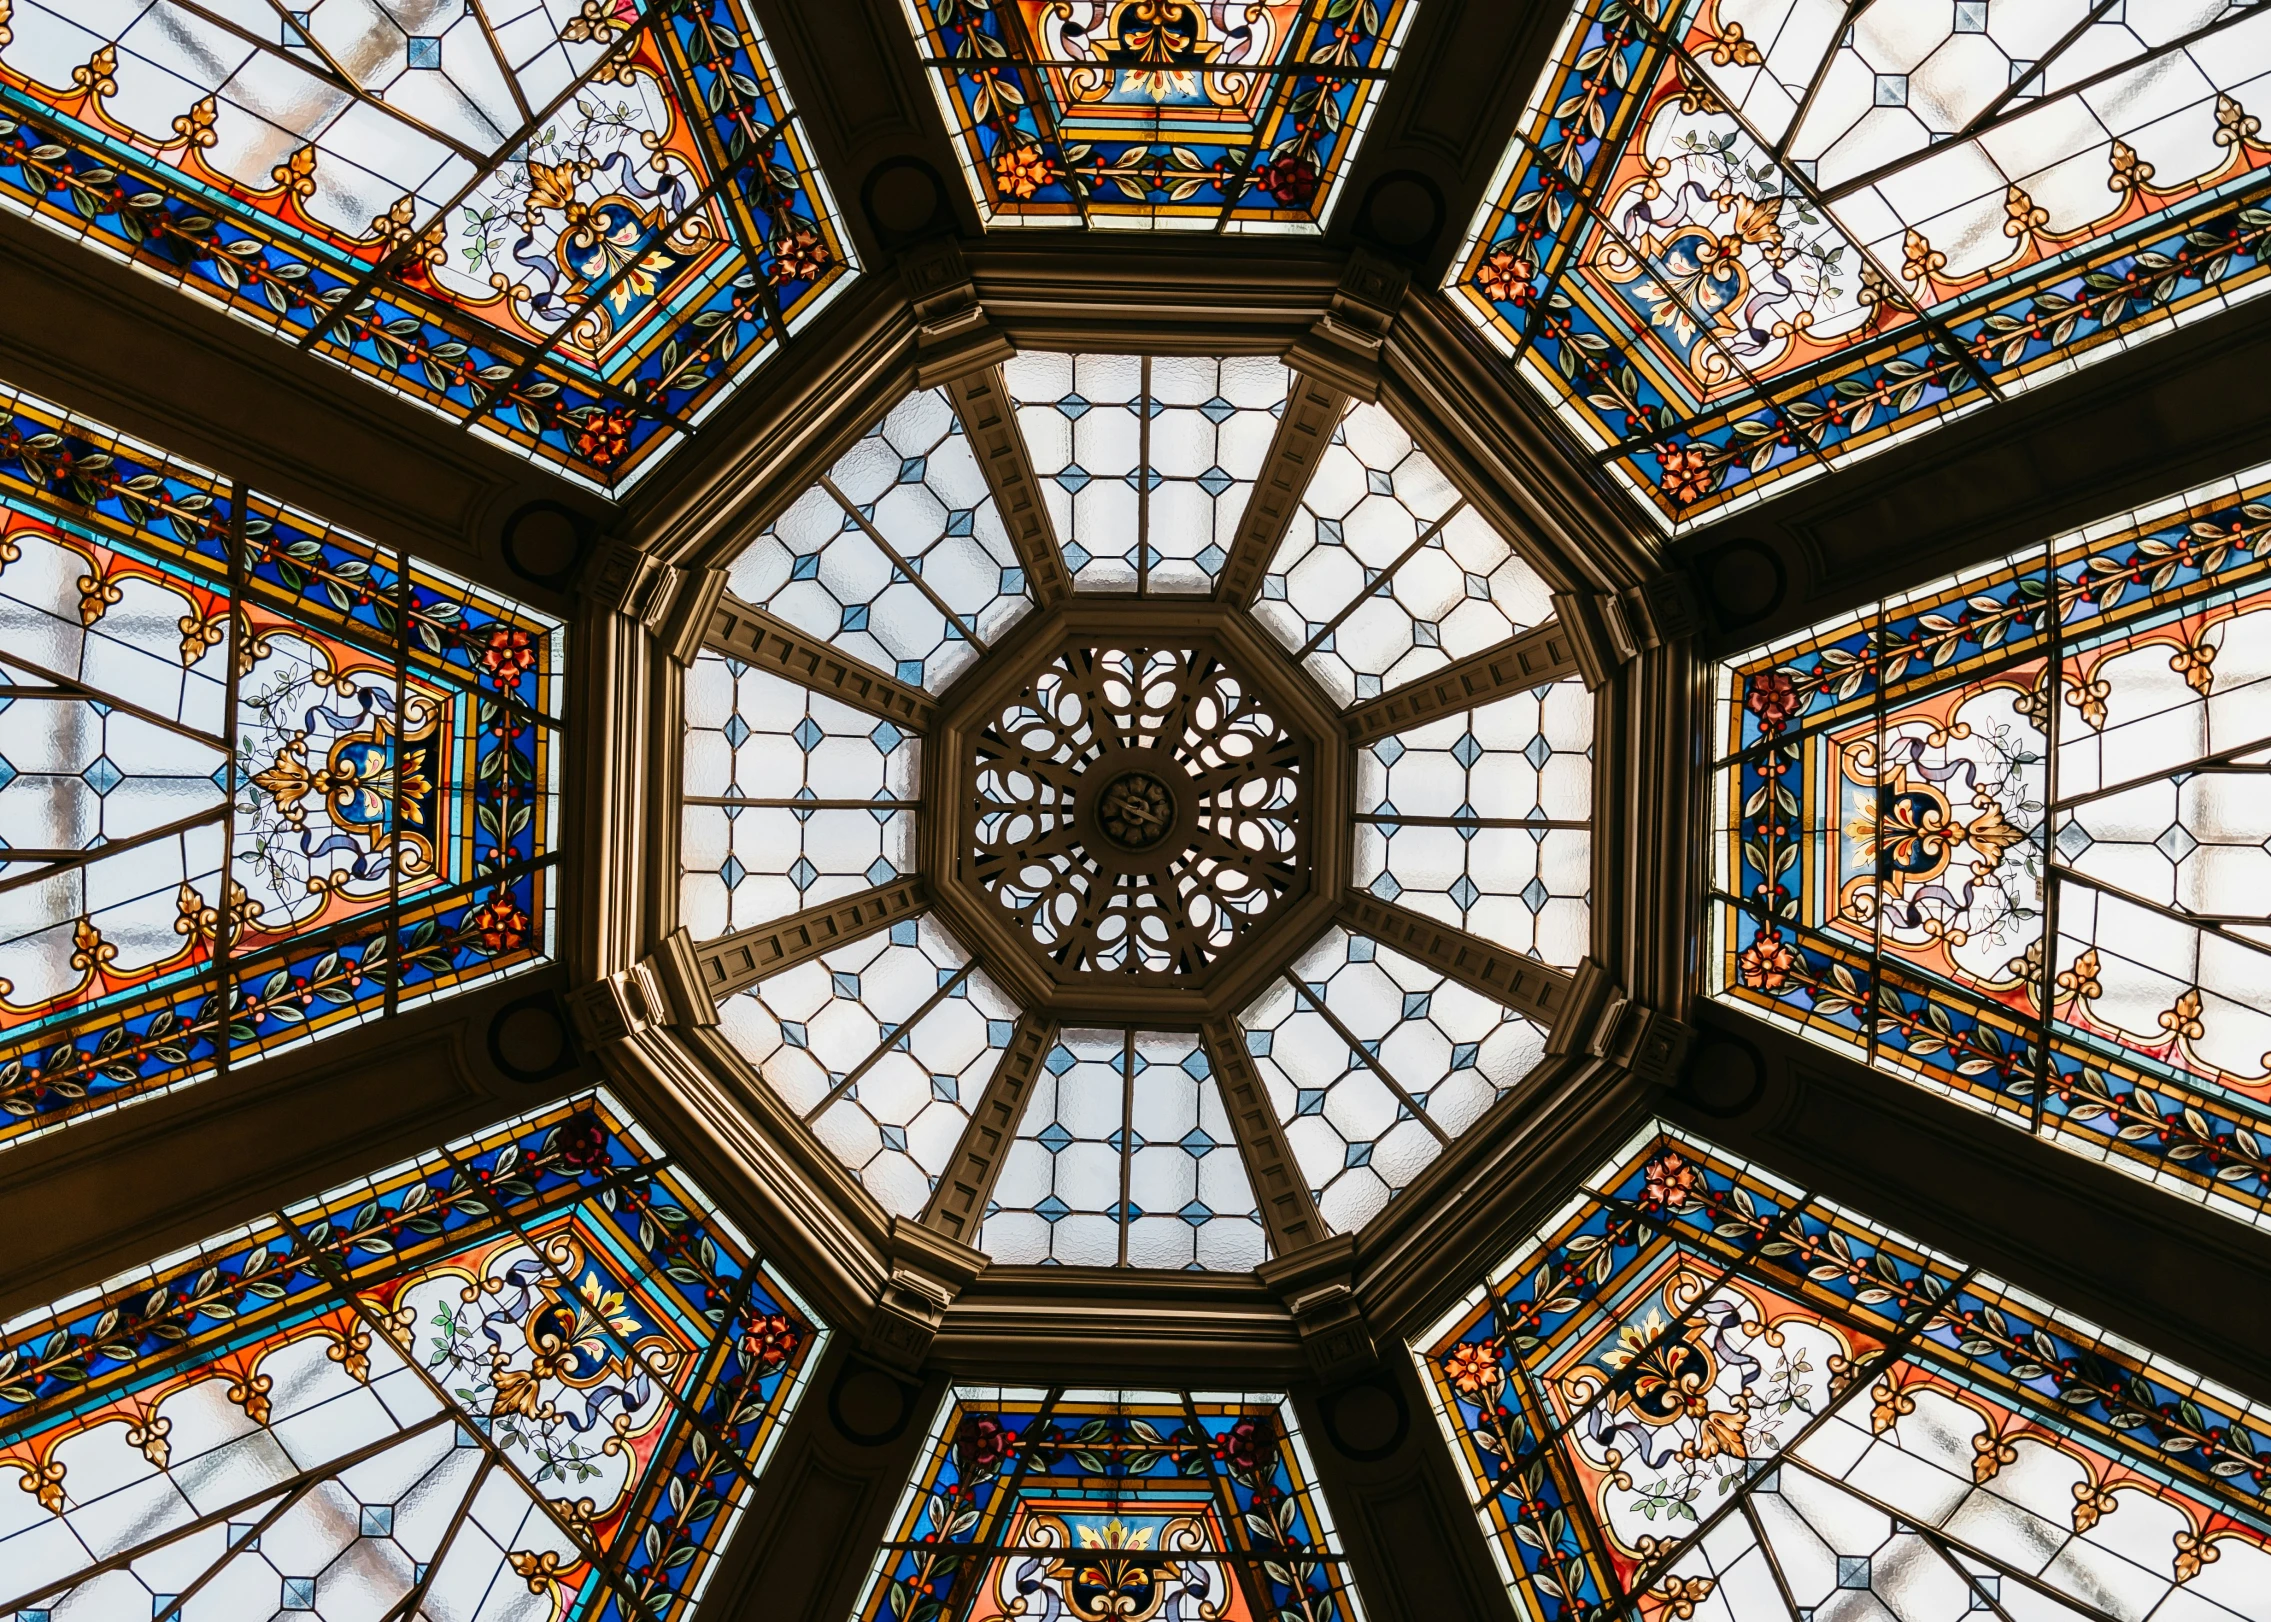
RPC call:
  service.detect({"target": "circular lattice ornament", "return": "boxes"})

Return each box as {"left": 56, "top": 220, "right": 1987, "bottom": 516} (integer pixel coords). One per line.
{"left": 969, "top": 642, "right": 1305, "bottom": 977}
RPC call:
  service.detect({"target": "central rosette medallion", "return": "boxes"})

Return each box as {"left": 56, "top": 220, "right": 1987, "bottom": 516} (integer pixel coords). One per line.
{"left": 968, "top": 640, "right": 1306, "bottom": 978}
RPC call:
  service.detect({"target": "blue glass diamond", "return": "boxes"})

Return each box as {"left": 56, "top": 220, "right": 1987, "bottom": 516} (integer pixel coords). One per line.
{"left": 359, "top": 1505, "right": 394, "bottom": 1537}
{"left": 1260, "top": 574, "right": 1287, "bottom": 599}
{"left": 988, "top": 1018, "right": 1014, "bottom": 1046}
{"left": 282, "top": 1577, "right": 317, "bottom": 1610}
{"left": 946, "top": 508, "right": 975, "bottom": 536}
{"left": 1178, "top": 1199, "right": 1214, "bottom": 1225}
{"left": 831, "top": 970, "right": 861, "bottom": 998}
{"left": 1195, "top": 543, "right": 1226, "bottom": 575}
{"left": 789, "top": 550, "right": 822, "bottom": 580}
{"left": 1347, "top": 935, "right": 1376, "bottom": 961}
{"left": 840, "top": 604, "right": 869, "bottom": 633}
{"left": 1063, "top": 542, "right": 1093, "bottom": 573}
{"left": 897, "top": 659, "right": 926, "bottom": 685}
{"left": 1344, "top": 1141, "right": 1374, "bottom": 1168}
{"left": 1837, "top": 1555, "right": 1871, "bottom": 1589}
{"left": 1056, "top": 393, "right": 1090, "bottom": 419}
{"left": 1524, "top": 734, "right": 1552, "bottom": 770}
{"left": 1412, "top": 621, "right": 1441, "bottom": 649}
{"left": 83, "top": 755, "right": 123, "bottom": 795}
{"left": 1055, "top": 464, "right": 1092, "bottom": 494}
{"left": 722, "top": 713, "right": 751, "bottom": 749}
{"left": 1966, "top": 1575, "right": 2000, "bottom": 1610}
{"left": 1036, "top": 1193, "right": 1072, "bottom": 1221}
{"left": 1198, "top": 396, "right": 1235, "bottom": 424}
{"left": 788, "top": 856, "right": 818, "bottom": 891}
{"left": 719, "top": 854, "right": 746, "bottom": 890}
{"left": 1181, "top": 1048, "right": 1210, "bottom": 1079}
{"left": 1402, "top": 991, "right": 1432, "bottom": 1020}
{"left": 0, "top": 754, "right": 14, "bottom": 793}
{"left": 1196, "top": 465, "right": 1234, "bottom": 497}
{"left": 1295, "top": 1087, "right": 1327, "bottom": 1117}
{"left": 1002, "top": 566, "right": 1027, "bottom": 595}
{"left": 1451, "top": 1041, "right": 1479, "bottom": 1069}
{"left": 891, "top": 919, "right": 919, "bottom": 945}
{"left": 792, "top": 717, "right": 825, "bottom": 752}
{"left": 1449, "top": 876, "right": 1480, "bottom": 911}
{"left": 1451, "top": 733, "right": 1482, "bottom": 769}
{"left": 1106, "top": 1200, "right": 1142, "bottom": 1222}
{"left": 1372, "top": 736, "right": 1405, "bottom": 767}
{"left": 210, "top": 761, "right": 232, "bottom": 792}
{"left": 1316, "top": 516, "right": 1345, "bottom": 546}
{"left": 866, "top": 857, "right": 898, "bottom": 884}
{"left": 227, "top": 1521, "right": 261, "bottom": 1549}
{"left": 1178, "top": 1127, "right": 1217, "bottom": 1157}
{"left": 781, "top": 1020, "right": 808, "bottom": 1048}
{"left": 1246, "top": 1028, "right": 1272, "bottom": 1056}
{"left": 1521, "top": 877, "right": 1549, "bottom": 912}
{"left": 1354, "top": 672, "right": 1383, "bottom": 699}
{"left": 1465, "top": 571, "right": 1491, "bottom": 599}
{"left": 1037, "top": 1121, "right": 1075, "bottom": 1153}
{"left": 1123, "top": 466, "right": 1163, "bottom": 492}
{"left": 1365, "top": 468, "right": 1394, "bottom": 496}
{"left": 898, "top": 456, "right": 928, "bottom": 484}
{"left": 404, "top": 34, "right": 441, "bottom": 68}
{"left": 878, "top": 1124, "right": 908, "bottom": 1153}
{"left": 1046, "top": 1044, "right": 1077, "bottom": 1074}
{"left": 1369, "top": 872, "right": 1402, "bottom": 901}
{"left": 931, "top": 1073, "right": 959, "bottom": 1102}
{"left": 872, "top": 721, "right": 904, "bottom": 753}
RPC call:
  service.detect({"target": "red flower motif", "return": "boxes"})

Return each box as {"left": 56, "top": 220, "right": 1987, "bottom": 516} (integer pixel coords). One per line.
{"left": 467, "top": 892, "right": 530, "bottom": 956}
{"left": 1657, "top": 442, "right": 1717, "bottom": 506}
{"left": 556, "top": 1114, "right": 609, "bottom": 1171}
{"left": 993, "top": 142, "right": 1054, "bottom": 201}
{"left": 1744, "top": 669, "right": 1803, "bottom": 737}
{"left": 1259, "top": 153, "right": 1319, "bottom": 209}
{"left": 771, "top": 225, "right": 833, "bottom": 285}
{"left": 1444, "top": 1340, "right": 1504, "bottom": 1398}
{"left": 1641, "top": 1151, "right": 1702, "bottom": 1212}
{"left": 1477, "top": 245, "right": 1535, "bottom": 304}
{"left": 1738, "top": 933, "right": 1798, "bottom": 992}
{"left": 481, "top": 624, "right": 538, "bottom": 685}
{"left": 741, "top": 1312, "right": 800, "bottom": 1370}
{"left": 1211, "top": 1415, "right": 1276, "bottom": 1480}
{"left": 574, "top": 411, "right": 632, "bottom": 470}
{"left": 954, "top": 1413, "right": 1019, "bottom": 1479}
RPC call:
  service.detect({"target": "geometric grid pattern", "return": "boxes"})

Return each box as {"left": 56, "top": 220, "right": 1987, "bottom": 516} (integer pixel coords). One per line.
{"left": 1450, "top": 0, "right": 2271, "bottom": 531}
{"left": 1241, "top": 928, "right": 1550, "bottom": 1235}
{"left": 1005, "top": 352, "right": 1291, "bottom": 593}
{"left": 679, "top": 655, "right": 919, "bottom": 937}
{"left": 898, "top": 1, "right": 1416, "bottom": 232}
{"left": 0, "top": 1091, "right": 827, "bottom": 1622}
{"left": 1353, "top": 682, "right": 1595, "bottom": 966}
{"left": 1713, "top": 454, "right": 2271, "bottom": 1231}
{"left": 1251, "top": 401, "right": 1556, "bottom": 706}
{"left": 0, "top": 0, "right": 854, "bottom": 491}
{"left": 0, "top": 376, "right": 561, "bottom": 1150}
{"left": 1416, "top": 1122, "right": 2271, "bottom": 1622}
{"left": 854, "top": 1386, "right": 1363, "bottom": 1622}
{"left": 980, "top": 1029, "right": 1266, "bottom": 1271}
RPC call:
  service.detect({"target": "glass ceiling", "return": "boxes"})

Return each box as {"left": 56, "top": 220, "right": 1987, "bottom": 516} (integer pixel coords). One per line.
{"left": 899, "top": 0, "right": 1416, "bottom": 232}
{"left": 680, "top": 350, "right": 1594, "bottom": 1259}
{"left": 1450, "top": 0, "right": 2271, "bottom": 530}
{"left": 0, "top": 0, "right": 854, "bottom": 492}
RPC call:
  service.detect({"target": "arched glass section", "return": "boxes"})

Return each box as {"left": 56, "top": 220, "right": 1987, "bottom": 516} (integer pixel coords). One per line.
{"left": 0, "top": 1091, "right": 827, "bottom": 1621}
{"left": 1710, "top": 459, "right": 2271, "bottom": 1228}
{"left": 0, "top": 0, "right": 854, "bottom": 491}
{"left": 897, "top": 1, "right": 1415, "bottom": 233}
{"left": 1451, "top": 0, "right": 2271, "bottom": 530}
{"left": 0, "top": 377, "right": 561, "bottom": 1147}
{"left": 853, "top": 1385, "right": 1364, "bottom": 1622}
{"left": 1416, "top": 1123, "right": 2271, "bottom": 1622}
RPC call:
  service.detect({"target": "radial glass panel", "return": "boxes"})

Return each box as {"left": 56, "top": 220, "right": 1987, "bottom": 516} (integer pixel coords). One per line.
{"left": 0, "top": 377, "right": 561, "bottom": 1148}
{"left": 0, "top": 1091, "right": 827, "bottom": 1622}
{"left": 1451, "top": 0, "right": 2271, "bottom": 530}
{"left": 1416, "top": 1122, "right": 2271, "bottom": 1622}
{"left": 1711, "top": 457, "right": 2271, "bottom": 1229}
{"left": 0, "top": 0, "right": 854, "bottom": 491}
{"left": 897, "top": 0, "right": 1416, "bottom": 232}
{"left": 853, "top": 1386, "right": 1364, "bottom": 1622}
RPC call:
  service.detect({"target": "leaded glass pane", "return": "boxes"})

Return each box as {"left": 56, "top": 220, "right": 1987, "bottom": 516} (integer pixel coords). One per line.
{"left": 1712, "top": 458, "right": 2271, "bottom": 1228}
{"left": 897, "top": 1, "right": 1415, "bottom": 233}
{"left": 1451, "top": 0, "right": 2271, "bottom": 530}
{"left": 0, "top": 378, "right": 561, "bottom": 1147}
{"left": 0, "top": 1092, "right": 827, "bottom": 1622}
{"left": 853, "top": 1386, "right": 1364, "bottom": 1622}
{"left": 0, "top": 0, "right": 852, "bottom": 491}
{"left": 1415, "top": 1124, "right": 2271, "bottom": 1622}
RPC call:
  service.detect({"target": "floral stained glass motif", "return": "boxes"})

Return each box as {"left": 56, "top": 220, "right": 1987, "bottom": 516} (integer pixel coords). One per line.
{"left": 1451, "top": 0, "right": 2271, "bottom": 530}
{"left": 897, "top": 0, "right": 1415, "bottom": 233}
{"left": 1250, "top": 401, "right": 1555, "bottom": 706}
{"left": 0, "top": 378, "right": 560, "bottom": 1149}
{"left": 0, "top": 0, "right": 853, "bottom": 491}
{"left": 980, "top": 1028, "right": 1267, "bottom": 1271}
{"left": 0, "top": 1091, "right": 827, "bottom": 1622}
{"left": 724, "top": 386, "right": 1033, "bottom": 692}
{"left": 716, "top": 915, "right": 1019, "bottom": 1219}
{"left": 678, "top": 656, "right": 918, "bottom": 938}
{"left": 1241, "top": 927, "right": 1548, "bottom": 1233}
{"left": 1353, "top": 681, "right": 1594, "bottom": 967}
{"left": 1712, "top": 458, "right": 2271, "bottom": 1229}
{"left": 854, "top": 1386, "right": 1364, "bottom": 1622}
{"left": 1005, "top": 351, "right": 1290, "bottom": 593}
{"left": 1415, "top": 1123, "right": 2271, "bottom": 1622}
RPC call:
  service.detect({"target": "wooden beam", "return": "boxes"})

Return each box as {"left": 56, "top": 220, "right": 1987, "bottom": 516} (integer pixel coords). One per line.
{"left": 945, "top": 367, "right": 1072, "bottom": 607}
{"left": 704, "top": 593, "right": 937, "bottom": 730}
{"left": 1214, "top": 371, "right": 1348, "bottom": 606}
{"left": 1342, "top": 620, "right": 1581, "bottom": 745}
{"left": 921, "top": 1014, "right": 1061, "bottom": 1246}
{"left": 1335, "top": 894, "right": 1573, "bottom": 1028}
{"left": 690, "top": 878, "right": 928, "bottom": 1001}
{"left": 1202, "top": 1018, "right": 1328, "bottom": 1257}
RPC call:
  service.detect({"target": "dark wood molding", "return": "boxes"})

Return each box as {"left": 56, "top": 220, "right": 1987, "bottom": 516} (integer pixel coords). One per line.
{"left": 920, "top": 1013, "right": 1061, "bottom": 1246}
{"left": 1342, "top": 619, "right": 1585, "bottom": 744}
{"left": 1215, "top": 370, "right": 1350, "bottom": 606}
{"left": 1335, "top": 895, "right": 1575, "bottom": 1027}
{"left": 704, "top": 592, "right": 939, "bottom": 729}
{"left": 689, "top": 879, "right": 930, "bottom": 1002}
{"left": 1204, "top": 1018, "right": 1330, "bottom": 1257}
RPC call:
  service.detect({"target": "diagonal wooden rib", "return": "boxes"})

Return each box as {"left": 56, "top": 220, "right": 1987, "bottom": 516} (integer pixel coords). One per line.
{"left": 1202, "top": 1018, "right": 1328, "bottom": 1256}
{"left": 1342, "top": 620, "right": 1581, "bottom": 745}
{"left": 705, "top": 592, "right": 936, "bottom": 730}
{"left": 691, "top": 878, "right": 928, "bottom": 1001}
{"left": 945, "top": 367, "right": 1072, "bottom": 607}
{"left": 1213, "top": 371, "right": 1348, "bottom": 606}
{"left": 921, "top": 1013, "right": 1061, "bottom": 1244}
{"left": 1335, "top": 894, "right": 1573, "bottom": 1028}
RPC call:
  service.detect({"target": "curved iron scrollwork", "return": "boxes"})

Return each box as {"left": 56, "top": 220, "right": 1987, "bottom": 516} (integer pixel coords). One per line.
{"left": 970, "top": 642, "right": 1305, "bottom": 977}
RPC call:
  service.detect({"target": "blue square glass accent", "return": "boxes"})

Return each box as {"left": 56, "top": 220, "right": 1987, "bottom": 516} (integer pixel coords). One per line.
{"left": 1874, "top": 73, "right": 1907, "bottom": 106}
{"left": 405, "top": 35, "right": 442, "bottom": 68}
{"left": 82, "top": 755, "right": 123, "bottom": 795}
{"left": 282, "top": 1577, "right": 318, "bottom": 1609}
{"left": 1967, "top": 1575, "right": 2000, "bottom": 1610}
{"left": 1450, "top": 1041, "right": 1479, "bottom": 1069}
{"left": 890, "top": 919, "right": 920, "bottom": 945}
{"left": 865, "top": 857, "right": 898, "bottom": 884}
{"left": 792, "top": 717, "right": 825, "bottom": 751}
{"left": 1196, "top": 465, "right": 1234, "bottom": 497}
{"left": 1450, "top": 732, "right": 1483, "bottom": 768}
{"left": 1368, "top": 871, "right": 1402, "bottom": 901}
{"left": 897, "top": 456, "right": 928, "bottom": 484}
{"left": 1294, "top": 1088, "right": 1327, "bottom": 1117}
{"left": 1198, "top": 396, "right": 1235, "bottom": 423}
{"left": 831, "top": 970, "right": 861, "bottom": 998}
{"left": 1178, "top": 1127, "right": 1216, "bottom": 1156}
{"left": 1365, "top": 468, "right": 1394, "bottom": 496}
{"left": 789, "top": 856, "right": 819, "bottom": 890}
{"left": 789, "top": 550, "right": 822, "bottom": 579}
{"left": 1037, "top": 1122, "right": 1075, "bottom": 1153}
{"left": 1344, "top": 1141, "right": 1374, "bottom": 1168}
{"left": 226, "top": 1521, "right": 261, "bottom": 1549}
{"left": 988, "top": 1018, "right": 1014, "bottom": 1046}
{"left": 1063, "top": 541, "right": 1093, "bottom": 573}
{"left": 718, "top": 854, "right": 746, "bottom": 890}
{"left": 780, "top": 1020, "right": 808, "bottom": 1048}
{"left": 1178, "top": 1199, "right": 1213, "bottom": 1225}
{"left": 1181, "top": 1048, "right": 1210, "bottom": 1079}
{"left": 1036, "top": 1193, "right": 1071, "bottom": 1221}
{"left": 1954, "top": 0, "right": 1987, "bottom": 28}
{"left": 839, "top": 604, "right": 869, "bottom": 633}
{"left": 1373, "top": 736, "right": 1405, "bottom": 767}
{"left": 359, "top": 1504, "right": 394, "bottom": 1537}
{"left": 1046, "top": 1044, "right": 1078, "bottom": 1074}
{"left": 1836, "top": 1555, "right": 1871, "bottom": 1589}
{"left": 1195, "top": 543, "right": 1226, "bottom": 575}
{"left": 1346, "top": 935, "right": 1375, "bottom": 961}
{"left": 930, "top": 1073, "right": 958, "bottom": 1102}
{"left": 721, "top": 713, "right": 751, "bottom": 749}
{"left": 1448, "top": 875, "right": 1481, "bottom": 911}
{"left": 878, "top": 1124, "right": 908, "bottom": 1153}
{"left": 896, "top": 658, "right": 927, "bottom": 685}
{"left": 1001, "top": 565, "right": 1026, "bottom": 594}
{"left": 1056, "top": 393, "right": 1090, "bottom": 419}
{"left": 1055, "top": 464, "right": 1092, "bottom": 494}
{"left": 871, "top": 720, "right": 904, "bottom": 753}
{"left": 1522, "top": 877, "right": 1550, "bottom": 913}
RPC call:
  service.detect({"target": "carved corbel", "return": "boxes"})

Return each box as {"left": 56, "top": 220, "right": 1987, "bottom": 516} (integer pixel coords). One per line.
{"left": 864, "top": 1217, "right": 986, "bottom": 1374}
{"left": 1547, "top": 589, "right": 1639, "bottom": 690}
{"left": 900, "top": 237, "right": 1014, "bottom": 387}
{"left": 564, "top": 959, "right": 669, "bottom": 1049}
{"left": 1543, "top": 959, "right": 1694, "bottom": 1086}
{"left": 1258, "top": 1234, "right": 1376, "bottom": 1383}
{"left": 1285, "top": 251, "right": 1409, "bottom": 402}
{"left": 581, "top": 538, "right": 686, "bottom": 631}
{"left": 1618, "top": 570, "right": 1701, "bottom": 650}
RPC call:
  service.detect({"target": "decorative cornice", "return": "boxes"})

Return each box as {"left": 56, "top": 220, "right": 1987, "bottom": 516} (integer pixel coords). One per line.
{"left": 704, "top": 593, "right": 938, "bottom": 729}
{"left": 920, "top": 1014, "right": 1060, "bottom": 1247}
{"left": 1334, "top": 896, "right": 1574, "bottom": 1028}
{"left": 1214, "top": 369, "right": 1350, "bottom": 607}
{"left": 1202, "top": 1018, "right": 1329, "bottom": 1257}
{"left": 687, "top": 879, "right": 930, "bottom": 1003}
{"left": 1341, "top": 620, "right": 1583, "bottom": 744}
{"left": 943, "top": 365, "right": 1072, "bottom": 607}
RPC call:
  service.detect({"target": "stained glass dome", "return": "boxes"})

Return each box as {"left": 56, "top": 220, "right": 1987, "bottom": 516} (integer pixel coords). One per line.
{"left": 4, "top": 4, "right": 2270, "bottom": 1621}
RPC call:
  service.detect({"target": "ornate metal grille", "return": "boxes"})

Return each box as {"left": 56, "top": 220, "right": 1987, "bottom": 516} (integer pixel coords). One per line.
{"left": 969, "top": 642, "right": 1305, "bottom": 977}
